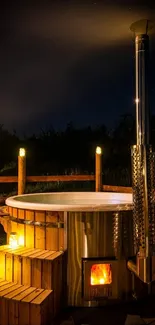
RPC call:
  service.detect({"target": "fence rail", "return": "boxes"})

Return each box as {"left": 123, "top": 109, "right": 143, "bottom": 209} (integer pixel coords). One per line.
{"left": 102, "top": 185, "right": 132, "bottom": 193}
{"left": 0, "top": 175, "right": 95, "bottom": 183}
{"left": 0, "top": 175, "right": 132, "bottom": 193}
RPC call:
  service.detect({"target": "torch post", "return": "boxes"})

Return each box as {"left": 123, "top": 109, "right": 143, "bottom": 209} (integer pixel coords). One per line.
{"left": 18, "top": 148, "right": 26, "bottom": 195}
{"left": 95, "top": 146, "right": 102, "bottom": 192}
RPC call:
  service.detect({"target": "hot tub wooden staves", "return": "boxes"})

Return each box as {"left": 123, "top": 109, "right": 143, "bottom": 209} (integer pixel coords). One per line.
{"left": 4, "top": 207, "right": 65, "bottom": 251}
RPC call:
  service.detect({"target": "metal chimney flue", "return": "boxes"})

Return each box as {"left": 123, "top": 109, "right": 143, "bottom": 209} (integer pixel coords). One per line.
{"left": 135, "top": 33, "right": 149, "bottom": 146}
{"left": 128, "top": 20, "right": 155, "bottom": 286}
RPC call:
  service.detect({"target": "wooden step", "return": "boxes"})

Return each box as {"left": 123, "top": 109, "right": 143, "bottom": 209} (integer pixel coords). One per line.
{"left": 0, "top": 245, "right": 64, "bottom": 315}
{"left": 0, "top": 279, "right": 53, "bottom": 325}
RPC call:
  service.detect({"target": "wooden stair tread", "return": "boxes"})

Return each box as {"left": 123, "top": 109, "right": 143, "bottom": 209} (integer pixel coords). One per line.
{"left": 0, "top": 245, "right": 63, "bottom": 260}
{"left": 0, "top": 279, "right": 53, "bottom": 325}
{"left": 21, "top": 288, "right": 44, "bottom": 303}
{"left": 0, "top": 245, "right": 64, "bottom": 318}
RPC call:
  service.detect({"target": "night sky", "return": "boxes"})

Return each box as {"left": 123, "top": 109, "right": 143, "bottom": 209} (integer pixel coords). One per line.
{"left": 1, "top": 1, "right": 155, "bottom": 135}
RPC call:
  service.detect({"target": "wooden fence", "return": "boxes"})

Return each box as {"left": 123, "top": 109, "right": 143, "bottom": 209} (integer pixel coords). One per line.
{"left": 0, "top": 175, "right": 132, "bottom": 193}
{"left": 0, "top": 147, "right": 132, "bottom": 195}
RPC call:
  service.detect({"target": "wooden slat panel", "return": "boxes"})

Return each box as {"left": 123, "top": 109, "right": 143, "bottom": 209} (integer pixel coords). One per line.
{"left": 42, "top": 260, "right": 52, "bottom": 289}
{"left": 42, "top": 252, "right": 63, "bottom": 315}
{"left": 42, "top": 251, "right": 63, "bottom": 289}
{"left": 52, "top": 257, "right": 60, "bottom": 315}
{"left": 18, "top": 289, "right": 44, "bottom": 325}
{"left": 13, "top": 255, "right": 22, "bottom": 284}
{"left": 31, "top": 251, "right": 47, "bottom": 288}
{"left": 10, "top": 208, "right": 18, "bottom": 234}
{"left": 21, "top": 257, "right": 32, "bottom": 286}
{"left": 34, "top": 211, "right": 46, "bottom": 249}
{"left": 17, "top": 209, "right": 25, "bottom": 246}
{"left": 12, "top": 247, "right": 33, "bottom": 284}
{"left": 32, "top": 259, "right": 42, "bottom": 288}
{"left": 59, "top": 212, "right": 64, "bottom": 251}
{"left": 2, "top": 285, "right": 30, "bottom": 325}
{"left": 25, "top": 210, "right": 35, "bottom": 248}
{"left": 30, "top": 290, "right": 53, "bottom": 325}
{"left": 0, "top": 251, "right": 5, "bottom": 279}
{"left": 6, "top": 208, "right": 12, "bottom": 244}
{"left": 5, "top": 252, "right": 13, "bottom": 282}
{"left": 8, "top": 207, "right": 12, "bottom": 215}
{"left": 21, "top": 250, "right": 43, "bottom": 286}
{"left": 8, "top": 287, "right": 36, "bottom": 325}
{"left": 42, "top": 251, "right": 63, "bottom": 291}
{"left": 0, "top": 284, "right": 22, "bottom": 325}
{"left": 46, "top": 212, "right": 59, "bottom": 250}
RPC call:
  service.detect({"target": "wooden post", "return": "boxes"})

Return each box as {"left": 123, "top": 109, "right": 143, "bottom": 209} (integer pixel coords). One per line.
{"left": 18, "top": 148, "right": 26, "bottom": 195}
{"left": 95, "top": 146, "right": 102, "bottom": 192}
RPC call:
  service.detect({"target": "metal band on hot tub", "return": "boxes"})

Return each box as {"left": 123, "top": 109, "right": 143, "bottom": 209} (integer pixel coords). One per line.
{"left": 0, "top": 210, "right": 64, "bottom": 228}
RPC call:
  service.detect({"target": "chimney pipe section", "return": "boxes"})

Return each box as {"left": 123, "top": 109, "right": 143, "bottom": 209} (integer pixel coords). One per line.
{"left": 135, "top": 34, "right": 149, "bottom": 146}
{"left": 129, "top": 20, "right": 155, "bottom": 285}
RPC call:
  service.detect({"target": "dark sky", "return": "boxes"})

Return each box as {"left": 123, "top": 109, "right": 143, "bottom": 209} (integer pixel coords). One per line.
{"left": 1, "top": 0, "right": 155, "bottom": 135}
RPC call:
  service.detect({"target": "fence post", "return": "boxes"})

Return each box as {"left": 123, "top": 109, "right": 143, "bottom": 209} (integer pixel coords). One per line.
{"left": 95, "top": 146, "right": 102, "bottom": 192}
{"left": 18, "top": 148, "right": 26, "bottom": 195}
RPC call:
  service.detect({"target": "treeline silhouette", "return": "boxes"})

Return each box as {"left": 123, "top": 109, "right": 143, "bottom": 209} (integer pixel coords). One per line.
{"left": 0, "top": 113, "right": 155, "bottom": 192}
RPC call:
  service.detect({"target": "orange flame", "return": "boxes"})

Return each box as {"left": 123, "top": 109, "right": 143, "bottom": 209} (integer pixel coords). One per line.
{"left": 90, "top": 263, "right": 112, "bottom": 285}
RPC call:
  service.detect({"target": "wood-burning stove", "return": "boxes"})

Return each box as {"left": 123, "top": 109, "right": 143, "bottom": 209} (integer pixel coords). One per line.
{"left": 67, "top": 211, "right": 133, "bottom": 306}
{"left": 82, "top": 258, "right": 118, "bottom": 301}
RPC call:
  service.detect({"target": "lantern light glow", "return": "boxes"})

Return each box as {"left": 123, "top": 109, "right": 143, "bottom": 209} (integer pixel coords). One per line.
{"left": 18, "top": 235, "right": 24, "bottom": 246}
{"left": 96, "top": 146, "right": 102, "bottom": 155}
{"left": 19, "top": 148, "right": 26, "bottom": 157}
{"left": 9, "top": 232, "right": 18, "bottom": 249}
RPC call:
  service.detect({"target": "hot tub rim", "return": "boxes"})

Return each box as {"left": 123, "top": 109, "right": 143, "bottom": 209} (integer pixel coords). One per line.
{"left": 5, "top": 192, "right": 133, "bottom": 212}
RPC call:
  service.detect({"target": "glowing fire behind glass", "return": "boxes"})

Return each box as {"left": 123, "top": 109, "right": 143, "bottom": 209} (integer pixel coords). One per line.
{"left": 90, "top": 264, "right": 112, "bottom": 285}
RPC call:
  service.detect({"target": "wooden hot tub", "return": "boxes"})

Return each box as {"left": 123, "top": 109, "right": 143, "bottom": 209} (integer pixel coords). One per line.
{"left": 4, "top": 192, "right": 133, "bottom": 252}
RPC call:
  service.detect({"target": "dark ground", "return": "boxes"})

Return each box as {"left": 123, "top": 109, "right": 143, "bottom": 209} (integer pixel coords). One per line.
{"left": 53, "top": 297, "right": 155, "bottom": 325}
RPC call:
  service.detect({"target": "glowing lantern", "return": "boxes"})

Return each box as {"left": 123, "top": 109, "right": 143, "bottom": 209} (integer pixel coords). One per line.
{"left": 19, "top": 148, "right": 26, "bottom": 157}
{"left": 96, "top": 146, "right": 102, "bottom": 155}
{"left": 18, "top": 235, "right": 24, "bottom": 246}
{"left": 9, "top": 232, "right": 18, "bottom": 249}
